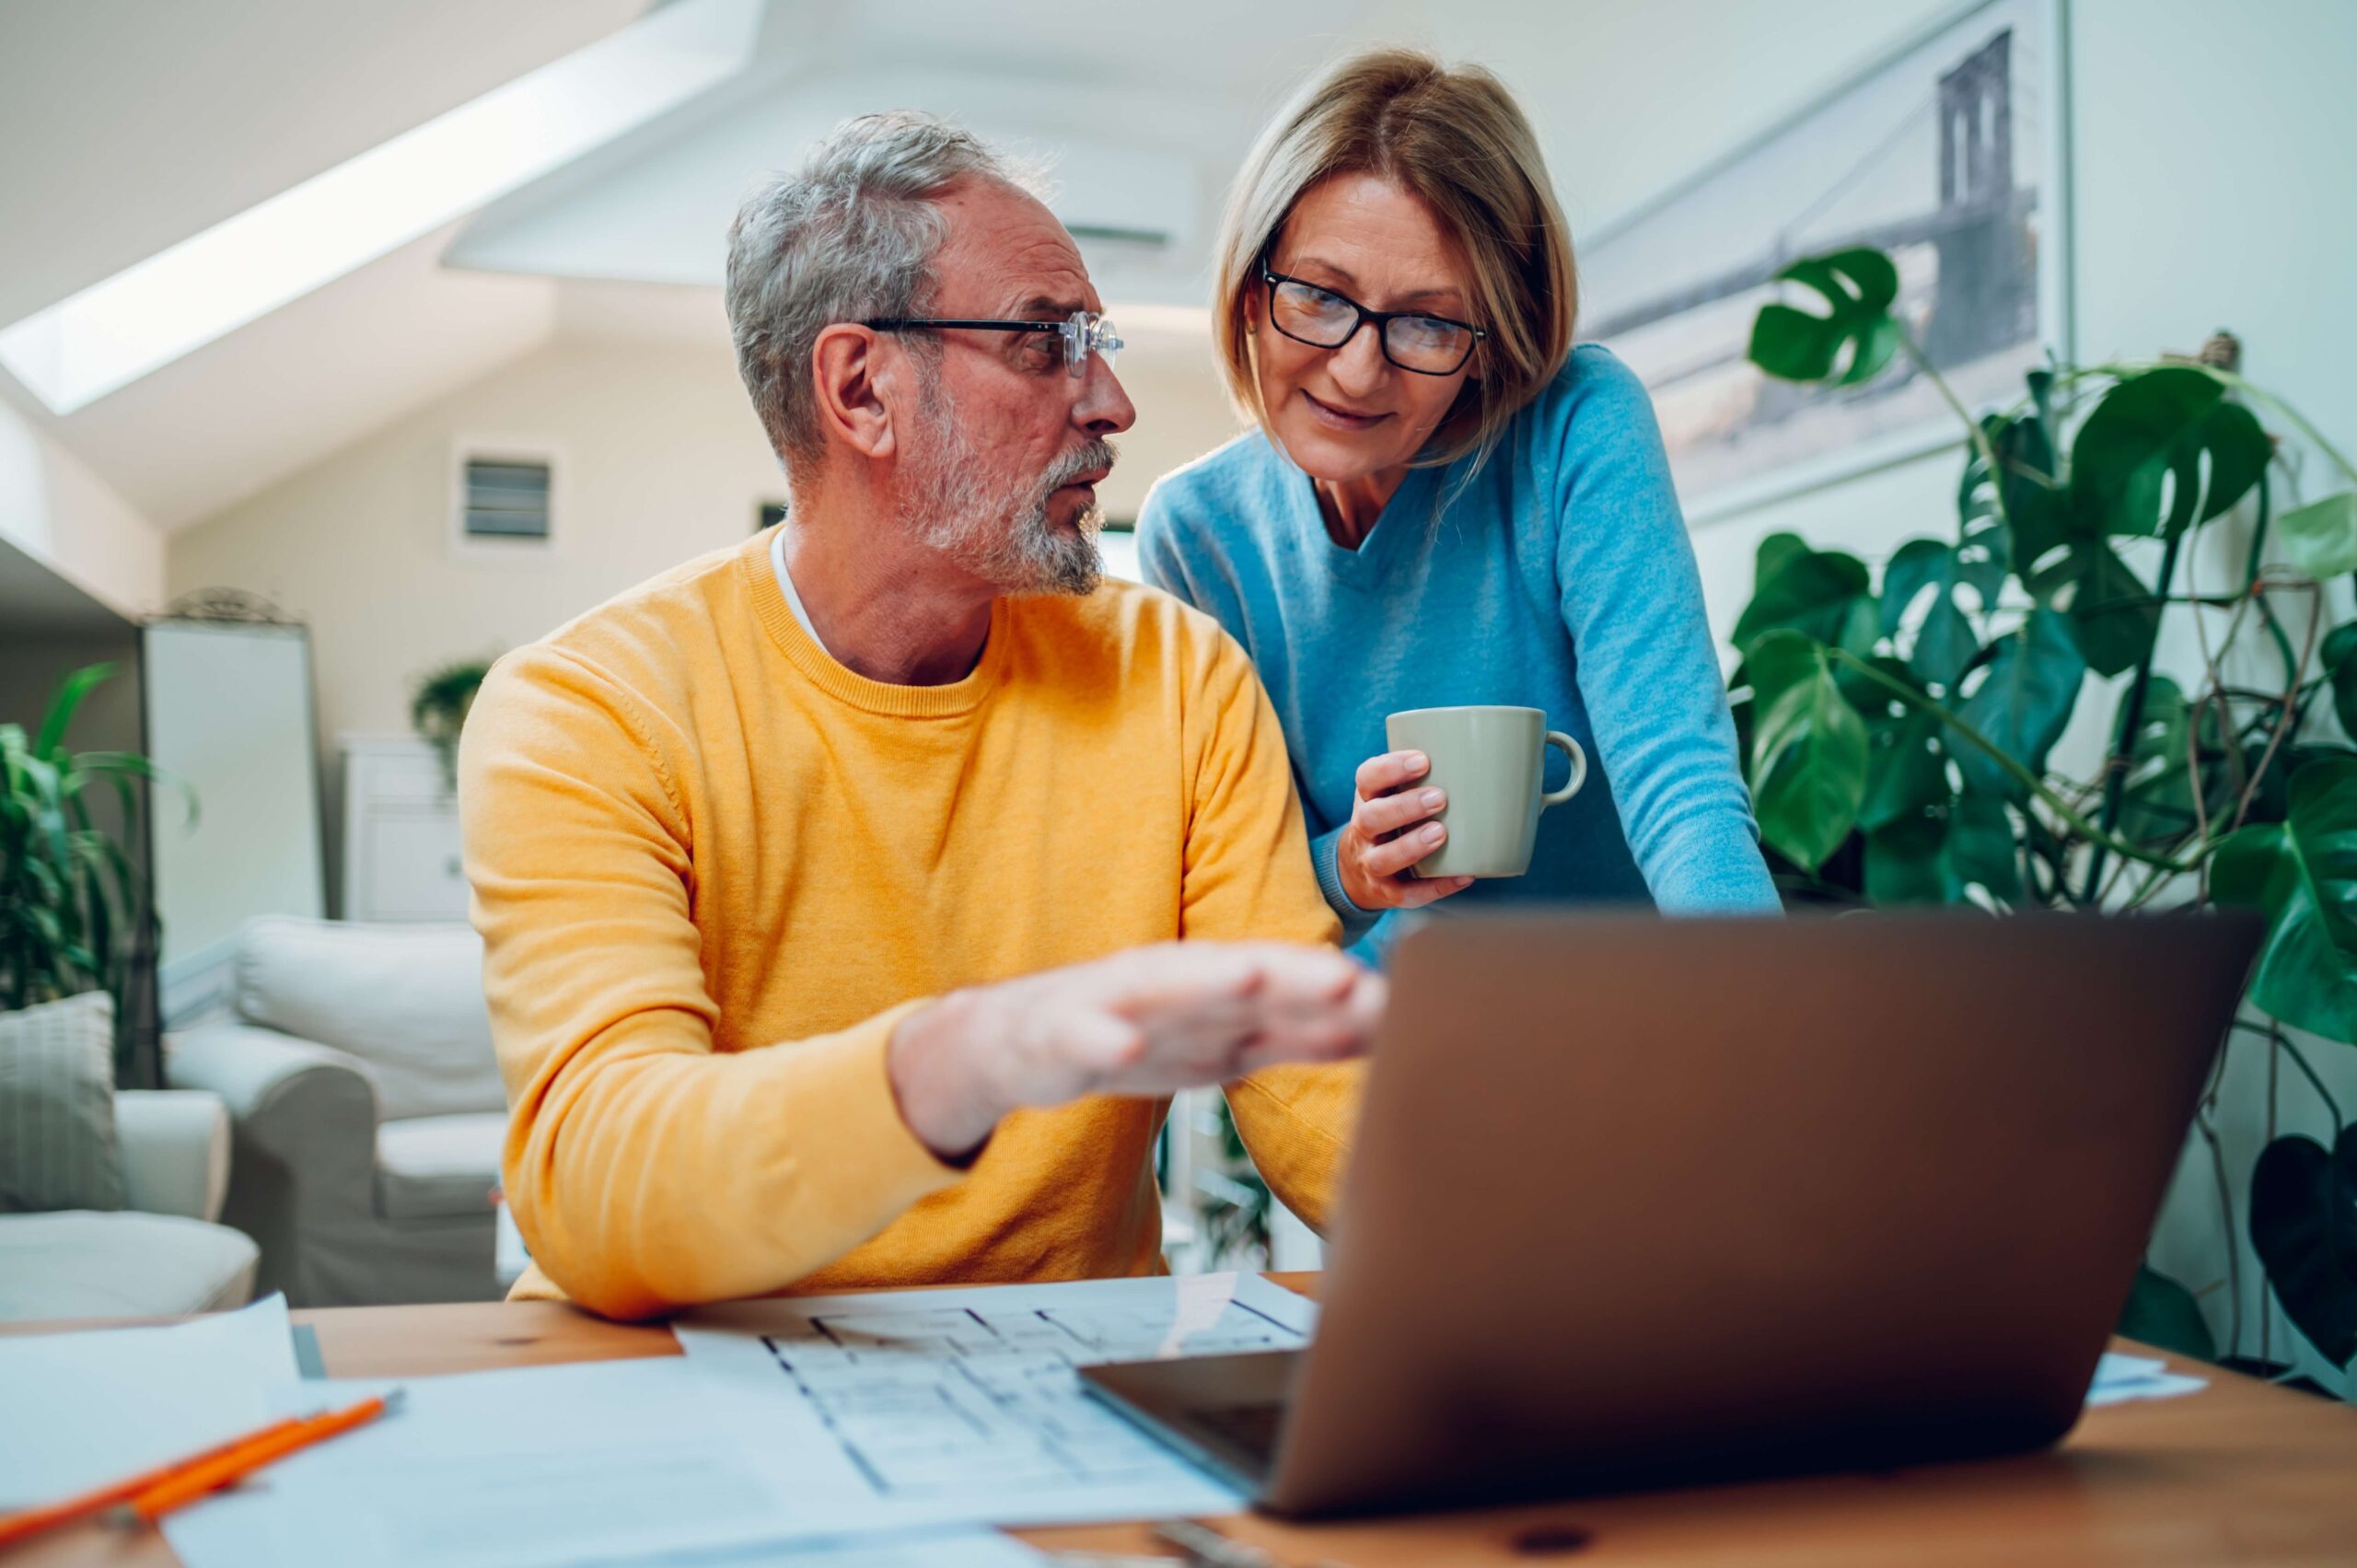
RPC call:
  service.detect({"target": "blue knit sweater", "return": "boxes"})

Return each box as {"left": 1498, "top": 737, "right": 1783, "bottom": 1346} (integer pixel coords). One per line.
{"left": 1139, "top": 345, "right": 1778, "bottom": 958}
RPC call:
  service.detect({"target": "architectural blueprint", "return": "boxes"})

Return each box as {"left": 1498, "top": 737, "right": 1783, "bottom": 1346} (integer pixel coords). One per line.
{"left": 674, "top": 1272, "right": 1317, "bottom": 1527}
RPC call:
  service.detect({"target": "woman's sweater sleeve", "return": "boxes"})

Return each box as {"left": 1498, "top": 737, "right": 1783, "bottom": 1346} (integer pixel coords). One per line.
{"left": 1549, "top": 360, "right": 1781, "bottom": 914}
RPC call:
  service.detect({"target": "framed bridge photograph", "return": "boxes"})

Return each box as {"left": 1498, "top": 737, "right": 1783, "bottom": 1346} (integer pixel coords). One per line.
{"left": 1580, "top": 0, "right": 2070, "bottom": 525}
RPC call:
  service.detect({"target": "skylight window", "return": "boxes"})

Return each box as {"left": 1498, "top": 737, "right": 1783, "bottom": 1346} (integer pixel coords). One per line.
{"left": 0, "top": 0, "right": 757, "bottom": 415}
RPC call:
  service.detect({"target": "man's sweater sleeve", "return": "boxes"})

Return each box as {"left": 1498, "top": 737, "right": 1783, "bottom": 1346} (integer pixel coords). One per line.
{"left": 1170, "top": 619, "right": 1364, "bottom": 1233}
{"left": 459, "top": 647, "right": 962, "bottom": 1320}
{"left": 1141, "top": 483, "right": 1382, "bottom": 949}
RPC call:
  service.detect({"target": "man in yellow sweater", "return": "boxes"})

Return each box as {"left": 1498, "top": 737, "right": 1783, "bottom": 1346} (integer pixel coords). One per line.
{"left": 459, "top": 112, "right": 1382, "bottom": 1321}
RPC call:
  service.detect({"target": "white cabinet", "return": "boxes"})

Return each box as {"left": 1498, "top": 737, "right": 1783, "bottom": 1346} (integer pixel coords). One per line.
{"left": 341, "top": 736, "right": 468, "bottom": 923}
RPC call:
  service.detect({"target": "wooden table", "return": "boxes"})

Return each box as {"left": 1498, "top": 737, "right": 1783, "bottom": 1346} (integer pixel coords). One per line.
{"left": 10, "top": 1276, "right": 2357, "bottom": 1566}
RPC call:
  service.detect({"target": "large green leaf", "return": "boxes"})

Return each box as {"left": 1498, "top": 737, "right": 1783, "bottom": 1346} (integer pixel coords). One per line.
{"left": 2212, "top": 757, "right": 2357, "bottom": 1044}
{"left": 1947, "top": 790, "right": 2021, "bottom": 900}
{"left": 2014, "top": 452, "right": 2161, "bottom": 678}
{"left": 2117, "top": 1263, "right": 2219, "bottom": 1362}
{"left": 1862, "top": 786, "right": 2020, "bottom": 907}
{"left": 1881, "top": 539, "right": 1983, "bottom": 691}
{"left": 32, "top": 663, "right": 115, "bottom": 758}
{"left": 2014, "top": 462, "right": 2162, "bottom": 678}
{"left": 1860, "top": 706, "right": 1948, "bottom": 832}
{"left": 2070, "top": 368, "right": 2270, "bottom": 540}
{"left": 2063, "top": 538, "right": 2162, "bottom": 678}
{"left": 1954, "top": 609, "right": 2088, "bottom": 800}
{"left": 1748, "top": 249, "right": 1903, "bottom": 386}
{"left": 2326, "top": 622, "right": 2357, "bottom": 743}
{"left": 1864, "top": 811, "right": 1950, "bottom": 904}
{"left": 2279, "top": 492, "right": 2357, "bottom": 582}
{"left": 2248, "top": 1125, "right": 2357, "bottom": 1368}
{"left": 1961, "top": 401, "right": 2051, "bottom": 575}
{"left": 1735, "top": 536, "right": 1877, "bottom": 657}
{"left": 1747, "top": 630, "right": 1870, "bottom": 872}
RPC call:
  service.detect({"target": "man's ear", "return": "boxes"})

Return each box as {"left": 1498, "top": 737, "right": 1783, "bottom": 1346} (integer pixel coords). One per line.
{"left": 810, "top": 324, "right": 898, "bottom": 462}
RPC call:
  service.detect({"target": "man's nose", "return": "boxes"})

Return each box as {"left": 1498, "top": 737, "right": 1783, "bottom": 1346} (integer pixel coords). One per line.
{"left": 1076, "top": 354, "right": 1136, "bottom": 436}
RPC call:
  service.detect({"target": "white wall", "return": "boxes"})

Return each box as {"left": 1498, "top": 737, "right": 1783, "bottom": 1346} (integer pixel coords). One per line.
{"left": 2063, "top": 0, "right": 2357, "bottom": 1388}
{"left": 0, "top": 399, "right": 166, "bottom": 618}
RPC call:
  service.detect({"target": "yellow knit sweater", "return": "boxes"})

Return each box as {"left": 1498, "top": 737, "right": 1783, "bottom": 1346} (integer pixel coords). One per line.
{"left": 459, "top": 528, "right": 1360, "bottom": 1319}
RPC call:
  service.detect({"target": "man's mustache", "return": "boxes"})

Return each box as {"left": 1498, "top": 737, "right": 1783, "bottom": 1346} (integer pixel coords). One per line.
{"left": 1039, "top": 439, "right": 1119, "bottom": 496}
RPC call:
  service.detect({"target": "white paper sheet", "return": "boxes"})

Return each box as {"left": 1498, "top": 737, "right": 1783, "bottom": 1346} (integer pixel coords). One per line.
{"left": 163, "top": 1357, "right": 862, "bottom": 1568}
{"left": 0, "top": 1293, "right": 298, "bottom": 1508}
{"left": 2085, "top": 1351, "right": 2207, "bottom": 1407}
{"left": 595, "top": 1525, "right": 1051, "bottom": 1565}
{"left": 674, "top": 1272, "right": 1316, "bottom": 1531}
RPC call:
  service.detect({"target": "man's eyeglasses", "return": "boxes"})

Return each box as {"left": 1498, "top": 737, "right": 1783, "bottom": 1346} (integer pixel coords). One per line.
{"left": 1260, "top": 263, "right": 1484, "bottom": 377}
{"left": 862, "top": 309, "right": 1122, "bottom": 377}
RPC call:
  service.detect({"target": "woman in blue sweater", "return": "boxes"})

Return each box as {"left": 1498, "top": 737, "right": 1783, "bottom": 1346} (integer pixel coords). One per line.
{"left": 1140, "top": 48, "right": 1777, "bottom": 958}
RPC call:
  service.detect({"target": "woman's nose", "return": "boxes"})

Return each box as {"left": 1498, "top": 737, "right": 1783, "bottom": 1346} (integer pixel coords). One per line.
{"left": 1327, "top": 320, "right": 1390, "bottom": 394}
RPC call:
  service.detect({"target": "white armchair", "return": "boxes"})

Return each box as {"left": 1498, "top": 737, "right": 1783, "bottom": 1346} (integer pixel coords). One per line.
{"left": 0, "top": 1088, "right": 257, "bottom": 1320}
{"left": 166, "top": 917, "right": 508, "bottom": 1307}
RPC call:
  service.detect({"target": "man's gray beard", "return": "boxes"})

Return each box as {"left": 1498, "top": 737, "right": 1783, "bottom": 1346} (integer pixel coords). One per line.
{"left": 902, "top": 382, "right": 1110, "bottom": 597}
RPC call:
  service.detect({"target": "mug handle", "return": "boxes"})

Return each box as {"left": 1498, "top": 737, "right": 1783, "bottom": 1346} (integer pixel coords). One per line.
{"left": 1540, "top": 731, "right": 1588, "bottom": 807}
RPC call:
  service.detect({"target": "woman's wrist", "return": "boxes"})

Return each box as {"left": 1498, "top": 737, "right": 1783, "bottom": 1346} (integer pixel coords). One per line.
{"left": 1314, "top": 825, "right": 1378, "bottom": 925}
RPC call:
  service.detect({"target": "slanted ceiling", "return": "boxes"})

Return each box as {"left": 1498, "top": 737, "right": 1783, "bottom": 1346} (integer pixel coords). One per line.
{"left": 0, "top": 0, "right": 1387, "bottom": 533}
{"left": 12, "top": 0, "right": 1908, "bottom": 536}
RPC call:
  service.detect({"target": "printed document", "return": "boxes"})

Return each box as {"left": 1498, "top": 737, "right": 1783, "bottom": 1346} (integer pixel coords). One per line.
{"left": 674, "top": 1272, "right": 1316, "bottom": 1527}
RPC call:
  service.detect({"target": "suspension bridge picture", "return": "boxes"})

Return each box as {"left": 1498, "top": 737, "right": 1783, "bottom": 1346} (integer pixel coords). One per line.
{"left": 1581, "top": 0, "right": 2062, "bottom": 519}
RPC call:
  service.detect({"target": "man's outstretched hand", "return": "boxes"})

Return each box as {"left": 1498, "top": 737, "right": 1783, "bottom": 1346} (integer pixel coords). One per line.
{"left": 888, "top": 942, "right": 1385, "bottom": 1160}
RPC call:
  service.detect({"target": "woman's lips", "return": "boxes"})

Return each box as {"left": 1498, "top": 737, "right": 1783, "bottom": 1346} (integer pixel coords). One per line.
{"left": 1301, "top": 389, "right": 1390, "bottom": 430}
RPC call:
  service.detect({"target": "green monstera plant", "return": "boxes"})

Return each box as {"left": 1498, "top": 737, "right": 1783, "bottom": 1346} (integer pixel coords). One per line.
{"left": 1732, "top": 247, "right": 2357, "bottom": 1383}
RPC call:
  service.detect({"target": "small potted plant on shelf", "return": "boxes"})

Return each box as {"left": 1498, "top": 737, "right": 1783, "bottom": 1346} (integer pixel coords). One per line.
{"left": 410, "top": 657, "right": 498, "bottom": 791}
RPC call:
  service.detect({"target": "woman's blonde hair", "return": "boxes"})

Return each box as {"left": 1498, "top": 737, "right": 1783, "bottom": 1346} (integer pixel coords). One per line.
{"left": 1213, "top": 48, "right": 1576, "bottom": 473}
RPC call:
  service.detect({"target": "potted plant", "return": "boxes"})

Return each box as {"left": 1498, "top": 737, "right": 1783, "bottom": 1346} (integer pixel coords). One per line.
{"left": 1724, "top": 246, "right": 2356, "bottom": 1388}
{"left": 1, "top": 665, "right": 189, "bottom": 1078}
{"left": 410, "top": 657, "right": 497, "bottom": 791}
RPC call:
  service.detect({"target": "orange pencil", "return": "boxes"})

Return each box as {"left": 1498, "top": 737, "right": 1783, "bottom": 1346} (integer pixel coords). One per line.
{"left": 0, "top": 1415, "right": 308, "bottom": 1548}
{"left": 122, "top": 1389, "right": 404, "bottom": 1524}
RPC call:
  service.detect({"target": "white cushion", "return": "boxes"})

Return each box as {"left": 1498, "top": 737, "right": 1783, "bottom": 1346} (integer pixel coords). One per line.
{"left": 233, "top": 917, "right": 504, "bottom": 1121}
{"left": 374, "top": 1112, "right": 505, "bottom": 1223}
{"left": 0, "top": 1211, "right": 257, "bottom": 1320}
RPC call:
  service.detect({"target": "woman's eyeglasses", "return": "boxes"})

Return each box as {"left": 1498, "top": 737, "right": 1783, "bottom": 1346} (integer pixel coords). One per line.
{"left": 862, "top": 309, "right": 1121, "bottom": 377}
{"left": 1260, "top": 263, "right": 1484, "bottom": 377}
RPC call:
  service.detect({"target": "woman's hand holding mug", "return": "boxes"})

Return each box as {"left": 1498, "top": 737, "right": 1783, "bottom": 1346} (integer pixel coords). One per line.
{"left": 1340, "top": 708, "right": 1591, "bottom": 913}
{"left": 1335, "top": 749, "right": 1479, "bottom": 912}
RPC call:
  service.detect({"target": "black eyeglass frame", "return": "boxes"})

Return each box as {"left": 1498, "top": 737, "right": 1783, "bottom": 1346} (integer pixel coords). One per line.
{"left": 1259, "top": 262, "right": 1487, "bottom": 377}
{"left": 861, "top": 311, "right": 1120, "bottom": 378}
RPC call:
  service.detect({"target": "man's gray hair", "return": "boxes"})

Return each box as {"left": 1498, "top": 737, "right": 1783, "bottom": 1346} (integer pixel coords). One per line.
{"left": 726, "top": 111, "right": 1020, "bottom": 474}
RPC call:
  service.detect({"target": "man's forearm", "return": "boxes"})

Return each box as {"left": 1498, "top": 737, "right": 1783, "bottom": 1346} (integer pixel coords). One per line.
{"left": 508, "top": 1002, "right": 960, "bottom": 1318}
